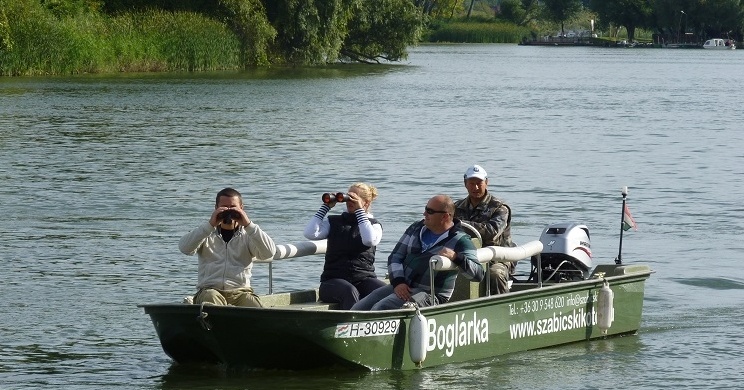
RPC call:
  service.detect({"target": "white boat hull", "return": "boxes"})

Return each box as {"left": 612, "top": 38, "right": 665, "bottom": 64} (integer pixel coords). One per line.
{"left": 703, "top": 38, "right": 736, "bottom": 50}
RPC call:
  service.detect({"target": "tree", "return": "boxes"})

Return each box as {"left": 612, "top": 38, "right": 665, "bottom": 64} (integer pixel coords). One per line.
{"left": 694, "top": 0, "right": 744, "bottom": 40}
{"left": 219, "top": 0, "right": 277, "bottom": 66}
{"left": 0, "top": 0, "right": 11, "bottom": 51}
{"left": 500, "top": 0, "right": 527, "bottom": 24}
{"left": 264, "top": 0, "right": 350, "bottom": 65}
{"left": 101, "top": 0, "right": 425, "bottom": 66}
{"left": 541, "top": 0, "right": 582, "bottom": 36}
{"left": 414, "top": 0, "right": 463, "bottom": 19}
{"left": 499, "top": 0, "right": 540, "bottom": 26}
{"left": 589, "top": 0, "right": 653, "bottom": 42}
{"left": 231, "top": 0, "right": 425, "bottom": 65}
{"left": 650, "top": 0, "right": 744, "bottom": 42}
{"left": 467, "top": 0, "right": 475, "bottom": 19}
{"left": 340, "top": 0, "right": 424, "bottom": 63}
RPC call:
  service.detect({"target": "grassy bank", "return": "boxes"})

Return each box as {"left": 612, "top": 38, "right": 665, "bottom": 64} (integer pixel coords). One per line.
{"left": 426, "top": 21, "right": 532, "bottom": 44}
{"left": 0, "top": 0, "right": 241, "bottom": 76}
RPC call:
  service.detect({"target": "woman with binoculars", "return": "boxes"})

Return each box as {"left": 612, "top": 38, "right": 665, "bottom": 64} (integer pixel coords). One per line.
{"left": 303, "top": 183, "right": 386, "bottom": 310}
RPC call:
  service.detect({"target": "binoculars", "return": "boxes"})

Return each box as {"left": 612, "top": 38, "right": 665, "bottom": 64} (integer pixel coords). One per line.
{"left": 322, "top": 192, "right": 350, "bottom": 204}
{"left": 218, "top": 209, "right": 241, "bottom": 224}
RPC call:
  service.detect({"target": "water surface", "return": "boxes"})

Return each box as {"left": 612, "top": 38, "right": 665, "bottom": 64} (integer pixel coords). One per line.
{"left": 1, "top": 44, "right": 742, "bottom": 389}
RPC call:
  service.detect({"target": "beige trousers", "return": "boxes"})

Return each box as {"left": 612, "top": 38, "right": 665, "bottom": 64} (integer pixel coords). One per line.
{"left": 489, "top": 262, "right": 511, "bottom": 294}
{"left": 194, "top": 287, "right": 263, "bottom": 307}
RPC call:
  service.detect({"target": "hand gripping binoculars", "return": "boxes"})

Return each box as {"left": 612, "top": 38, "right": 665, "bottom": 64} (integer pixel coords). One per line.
{"left": 218, "top": 209, "right": 240, "bottom": 224}
{"left": 322, "top": 192, "right": 350, "bottom": 204}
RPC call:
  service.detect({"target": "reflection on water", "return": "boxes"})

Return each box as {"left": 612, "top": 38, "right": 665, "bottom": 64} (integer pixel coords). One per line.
{"left": 157, "top": 364, "right": 382, "bottom": 390}
{"left": 675, "top": 277, "right": 744, "bottom": 290}
{"left": 1, "top": 44, "right": 743, "bottom": 389}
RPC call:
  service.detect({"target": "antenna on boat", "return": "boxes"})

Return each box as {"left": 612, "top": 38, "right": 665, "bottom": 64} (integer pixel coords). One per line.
{"left": 615, "top": 186, "right": 629, "bottom": 265}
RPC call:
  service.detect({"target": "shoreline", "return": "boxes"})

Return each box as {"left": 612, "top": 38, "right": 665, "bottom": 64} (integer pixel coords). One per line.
{"left": 519, "top": 38, "right": 704, "bottom": 49}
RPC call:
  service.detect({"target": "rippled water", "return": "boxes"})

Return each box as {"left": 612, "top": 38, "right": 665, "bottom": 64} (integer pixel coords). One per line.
{"left": 1, "top": 45, "right": 743, "bottom": 389}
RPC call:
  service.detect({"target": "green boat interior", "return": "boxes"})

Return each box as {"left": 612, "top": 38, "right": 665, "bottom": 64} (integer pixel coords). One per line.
{"left": 256, "top": 261, "right": 651, "bottom": 311}
{"left": 249, "top": 221, "right": 651, "bottom": 311}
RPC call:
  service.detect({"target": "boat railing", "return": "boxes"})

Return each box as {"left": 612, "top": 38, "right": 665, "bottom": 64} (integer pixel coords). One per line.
{"left": 256, "top": 239, "right": 544, "bottom": 297}
{"left": 254, "top": 240, "right": 328, "bottom": 294}
{"left": 429, "top": 240, "right": 545, "bottom": 302}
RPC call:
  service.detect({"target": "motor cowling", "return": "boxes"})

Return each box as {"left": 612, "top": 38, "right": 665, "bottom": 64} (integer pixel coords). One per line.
{"left": 533, "top": 222, "right": 592, "bottom": 282}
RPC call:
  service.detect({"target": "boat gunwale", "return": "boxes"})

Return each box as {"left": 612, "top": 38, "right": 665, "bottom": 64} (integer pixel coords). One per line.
{"left": 139, "top": 266, "right": 652, "bottom": 315}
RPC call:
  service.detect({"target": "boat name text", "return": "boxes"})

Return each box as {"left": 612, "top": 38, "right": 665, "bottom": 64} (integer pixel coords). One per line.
{"left": 427, "top": 311, "right": 488, "bottom": 357}
{"left": 334, "top": 319, "right": 400, "bottom": 338}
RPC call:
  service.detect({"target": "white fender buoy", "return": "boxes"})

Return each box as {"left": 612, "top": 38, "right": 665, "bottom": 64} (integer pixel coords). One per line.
{"left": 597, "top": 279, "right": 614, "bottom": 335}
{"left": 408, "top": 308, "right": 428, "bottom": 367}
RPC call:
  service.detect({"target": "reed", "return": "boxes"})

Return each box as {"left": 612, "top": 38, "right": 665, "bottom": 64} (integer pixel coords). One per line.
{"left": 0, "top": 0, "right": 241, "bottom": 76}
{"left": 427, "top": 21, "right": 531, "bottom": 44}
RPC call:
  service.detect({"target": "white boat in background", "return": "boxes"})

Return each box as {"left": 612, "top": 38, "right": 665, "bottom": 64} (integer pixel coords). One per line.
{"left": 702, "top": 38, "right": 736, "bottom": 49}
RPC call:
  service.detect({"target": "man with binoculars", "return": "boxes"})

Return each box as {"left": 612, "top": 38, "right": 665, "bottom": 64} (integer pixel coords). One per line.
{"left": 179, "top": 187, "right": 276, "bottom": 307}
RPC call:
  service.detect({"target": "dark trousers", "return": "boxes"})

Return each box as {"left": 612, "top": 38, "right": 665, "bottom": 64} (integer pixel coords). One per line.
{"left": 319, "top": 277, "right": 386, "bottom": 310}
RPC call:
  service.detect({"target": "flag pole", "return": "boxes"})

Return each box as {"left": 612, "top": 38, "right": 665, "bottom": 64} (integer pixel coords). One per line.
{"left": 615, "top": 186, "right": 628, "bottom": 264}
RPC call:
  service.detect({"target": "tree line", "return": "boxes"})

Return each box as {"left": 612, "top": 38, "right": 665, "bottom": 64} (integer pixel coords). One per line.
{"left": 500, "top": 0, "right": 744, "bottom": 43}
{"left": 103, "top": 0, "right": 429, "bottom": 65}
{"left": 2, "top": 0, "right": 743, "bottom": 75}
{"left": 0, "top": 0, "right": 427, "bottom": 72}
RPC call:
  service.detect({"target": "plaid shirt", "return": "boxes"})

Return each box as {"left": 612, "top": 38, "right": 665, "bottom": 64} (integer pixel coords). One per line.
{"left": 387, "top": 219, "right": 484, "bottom": 301}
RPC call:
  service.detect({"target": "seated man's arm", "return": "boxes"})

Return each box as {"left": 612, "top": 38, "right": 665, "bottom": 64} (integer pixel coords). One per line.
{"left": 451, "top": 236, "right": 485, "bottom": 282}
{"left": 179, "top": 222, "right": 214, "bottom": 255}
{"left": 243, "top": 223, "right": 277, "bottom": 261}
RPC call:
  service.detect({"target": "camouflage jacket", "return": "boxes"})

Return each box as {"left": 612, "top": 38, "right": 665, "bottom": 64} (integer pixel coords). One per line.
{"left": 454, "top": 192, "right": 514, "bottom": 248}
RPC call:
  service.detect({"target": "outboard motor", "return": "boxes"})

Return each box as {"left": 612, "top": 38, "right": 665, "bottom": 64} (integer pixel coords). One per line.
{"left": 531, "top": 222, "right": 592, "bottom": 282}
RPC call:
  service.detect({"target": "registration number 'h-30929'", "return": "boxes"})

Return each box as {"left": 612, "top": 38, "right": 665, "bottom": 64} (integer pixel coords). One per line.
{"left": 334, "top": 320, "right": 401, "bottom": 338}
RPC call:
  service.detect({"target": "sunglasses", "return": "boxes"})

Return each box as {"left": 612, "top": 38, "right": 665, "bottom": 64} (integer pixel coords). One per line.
{"left": 424, "top": 207, "right": 448, "bottom": 215}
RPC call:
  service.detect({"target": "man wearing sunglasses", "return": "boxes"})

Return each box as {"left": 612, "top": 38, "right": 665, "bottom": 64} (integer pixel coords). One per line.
{"left": 351, "top": 195, "right": 484, "bottom": 310}
{"left": 454, "top": 164, "right": 515, "bottom": 294}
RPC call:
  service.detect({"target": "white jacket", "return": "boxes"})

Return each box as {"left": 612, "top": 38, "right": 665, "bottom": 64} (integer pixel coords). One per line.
{"left": 179, "top": 221, "right": 277, "bottom": 290}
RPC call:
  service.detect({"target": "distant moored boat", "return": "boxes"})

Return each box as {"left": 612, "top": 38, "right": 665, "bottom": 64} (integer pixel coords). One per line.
{"left": 703, "top": 38, "right": 736, "bottom": 50}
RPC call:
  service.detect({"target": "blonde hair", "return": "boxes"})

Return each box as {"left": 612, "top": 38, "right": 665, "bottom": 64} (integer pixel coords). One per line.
{"left": 348, "top": 182, "right": 378, "bottom": 205}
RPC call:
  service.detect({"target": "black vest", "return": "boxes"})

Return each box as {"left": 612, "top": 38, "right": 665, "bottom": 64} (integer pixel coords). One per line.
{"left": 322, "top": 212, "right": 379, "bottom": 283}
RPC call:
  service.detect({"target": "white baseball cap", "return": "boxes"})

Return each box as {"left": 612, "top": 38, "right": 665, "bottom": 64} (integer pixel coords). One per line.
{"left": 464, "top": 164, "right": 487, "bottom": 180}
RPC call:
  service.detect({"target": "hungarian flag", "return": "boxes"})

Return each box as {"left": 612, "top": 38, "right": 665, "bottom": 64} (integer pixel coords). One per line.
{"left": 622, "top": 204, "right": 637, "bottom": 231}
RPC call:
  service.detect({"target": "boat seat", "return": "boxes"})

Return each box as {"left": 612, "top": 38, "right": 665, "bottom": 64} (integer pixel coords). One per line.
{"left": 591, "top": 264, "right": 652, "bottom": 277}
{"left": 449, "top": 261, "right": 488, "bottom": 302}
{"left": 259, "top": 289, "right": 342, "bottom": 310}
{"left": 448, "top": 223, "right": 487, "bottom": 302}
{"left": 289, "top": 302, "right": 340, "bottom": 310}
{"left": 260, "top": 288, "right": 320, "bottom": 307}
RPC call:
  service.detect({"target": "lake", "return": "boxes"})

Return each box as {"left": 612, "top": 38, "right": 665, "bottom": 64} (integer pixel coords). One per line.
{"left": 1, "top": 44, "right": 742, "bottom": 389}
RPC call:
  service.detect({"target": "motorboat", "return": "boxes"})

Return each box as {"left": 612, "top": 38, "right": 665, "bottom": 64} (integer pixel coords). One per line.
{"left": 703, "top": 38, "right": 736, "bottom": 49}
{"left": 141, "top": 222, "right": 652, "bottom": 370}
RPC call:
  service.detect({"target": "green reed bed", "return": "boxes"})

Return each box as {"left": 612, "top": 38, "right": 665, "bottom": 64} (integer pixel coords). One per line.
{"left": 427, "top": 21, "right": 531, "bottom": 44}
{"left": 108, "top": 11, "right": 241, "bottom": 73}
{"left": 0, "top": 0, "right": 241, "bottom": 76}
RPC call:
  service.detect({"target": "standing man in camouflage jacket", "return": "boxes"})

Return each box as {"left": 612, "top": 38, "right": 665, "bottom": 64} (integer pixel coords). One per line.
{"left": 454, "top": 164, "right": 515, "bottom": 294}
